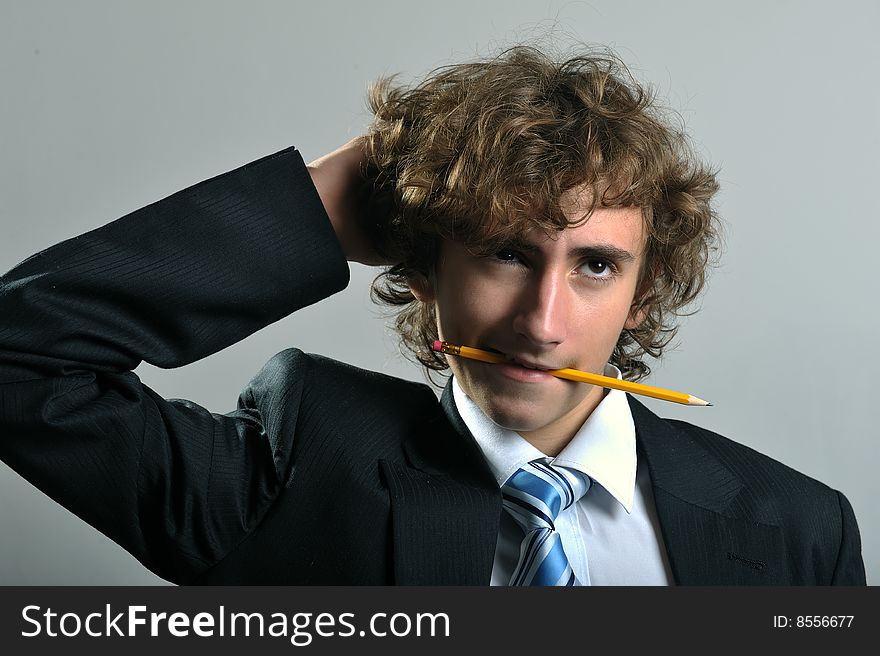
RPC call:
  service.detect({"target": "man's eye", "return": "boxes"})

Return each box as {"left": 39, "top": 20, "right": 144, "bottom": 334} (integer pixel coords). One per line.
{"left": 493, "top": 250, "right": 522, "bottom": 265}
{"left": 581, "top": 260, "right": 616, "bottom": 279}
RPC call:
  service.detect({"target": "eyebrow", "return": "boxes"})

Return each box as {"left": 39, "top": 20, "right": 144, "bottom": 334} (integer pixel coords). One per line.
{"left": 505, "top": 239, "right": 638, "bottom": 264}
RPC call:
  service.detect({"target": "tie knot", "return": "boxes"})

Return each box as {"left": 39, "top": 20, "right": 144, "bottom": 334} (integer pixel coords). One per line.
{"left": 501, "top": 459, "right": 592, "bottom": 532}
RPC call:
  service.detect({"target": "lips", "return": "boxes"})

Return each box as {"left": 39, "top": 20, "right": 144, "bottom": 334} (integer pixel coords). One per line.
{"left": 510, "top": 358, "right": 553, "bottom": 371}
{"left": 484, "top": 347, "right": 559, "bottom": 371}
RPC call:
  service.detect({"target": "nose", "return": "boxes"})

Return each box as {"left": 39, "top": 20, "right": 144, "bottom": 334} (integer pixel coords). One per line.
{"left": 511, "top": 268, "right": 569, "bottom": 348}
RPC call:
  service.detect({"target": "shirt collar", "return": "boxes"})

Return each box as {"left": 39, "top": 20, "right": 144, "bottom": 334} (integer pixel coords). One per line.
{"left": 452, "top": 364, "right": 637, "bottom": 513}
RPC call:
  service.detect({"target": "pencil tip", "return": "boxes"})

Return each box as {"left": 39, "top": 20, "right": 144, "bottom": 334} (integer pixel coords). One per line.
{"left": 688, "top": 395, "right": 712, "bottom": 406}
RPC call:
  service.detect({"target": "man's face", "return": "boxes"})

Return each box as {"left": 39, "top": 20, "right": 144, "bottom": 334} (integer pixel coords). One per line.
{"left": 411, "top": 191, "right": 647, "bottom": 453}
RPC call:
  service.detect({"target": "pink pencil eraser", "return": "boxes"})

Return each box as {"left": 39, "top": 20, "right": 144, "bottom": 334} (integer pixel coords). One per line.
{"left": 432, "top": 340, "right": 443, "bottom": 352}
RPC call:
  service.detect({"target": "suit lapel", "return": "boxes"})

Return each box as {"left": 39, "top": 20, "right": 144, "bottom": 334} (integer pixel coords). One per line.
{"left": 379, "top": 380, "right": 499, "bottom": 585}
{"left": 628, "top": 396, "right": 790, "bottom": 584}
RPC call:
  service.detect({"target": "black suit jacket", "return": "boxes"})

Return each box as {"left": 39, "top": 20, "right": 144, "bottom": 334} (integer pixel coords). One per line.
{"left": 0, "top": 147, "right": 866, "bottom": 585}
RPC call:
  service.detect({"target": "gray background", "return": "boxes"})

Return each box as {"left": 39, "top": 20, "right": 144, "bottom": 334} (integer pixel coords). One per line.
{"left": 1, "top": 0, "right": 877, "bottom": 585}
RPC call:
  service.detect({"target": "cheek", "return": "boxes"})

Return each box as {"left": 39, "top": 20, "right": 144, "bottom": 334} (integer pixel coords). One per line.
{"left": 437, "top": 298, "right": 501, "bottom": 341}
{"left": 569, "top": 294, "right": 637, "bottom": 355}
{"left": 436, "top": 273, "right": 511, "bottom": 333}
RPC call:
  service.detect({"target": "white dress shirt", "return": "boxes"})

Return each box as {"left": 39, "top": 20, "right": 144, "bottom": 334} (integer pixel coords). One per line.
{"left": 452, "top": 365, "right": 675, "bottom": 585}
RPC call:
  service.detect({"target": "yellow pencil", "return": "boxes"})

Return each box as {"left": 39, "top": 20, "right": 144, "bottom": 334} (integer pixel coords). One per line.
{"left": 431, "top": 340, "right": 711, "bottom": 407}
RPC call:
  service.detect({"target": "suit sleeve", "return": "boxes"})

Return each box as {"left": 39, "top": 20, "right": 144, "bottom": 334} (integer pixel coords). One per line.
{"left": 0, "top": 147, "right": 350, "bottom": 583}
{"left": 831, "top": 491, "right": 868, "bottom": 585}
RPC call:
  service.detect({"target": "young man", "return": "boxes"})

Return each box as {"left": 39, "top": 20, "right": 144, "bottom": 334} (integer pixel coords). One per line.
{"left": 0, "top": 47, "right": 865, "bottom": 585}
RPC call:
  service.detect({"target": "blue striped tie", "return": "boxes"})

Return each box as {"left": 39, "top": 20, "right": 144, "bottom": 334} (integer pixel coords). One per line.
{"left": 502, "top": 459, "right": 592, "bottom": 586}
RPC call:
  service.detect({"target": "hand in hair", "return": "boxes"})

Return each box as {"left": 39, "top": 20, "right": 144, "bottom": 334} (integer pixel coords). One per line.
{"left": 307, "top": 137, "right": 389, "bottom": 266}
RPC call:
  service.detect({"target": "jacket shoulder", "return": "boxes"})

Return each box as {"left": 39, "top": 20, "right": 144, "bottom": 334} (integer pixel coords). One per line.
{"left": 253, "top": 346, "right": 438, "bottom": 402}
{"left": 661, "top": 416, "right": 852, "bottom": 539}
{"left": 241, "top": 347, "right": 442, "bottom": 451}
{"left": 664, "top": 416, "right": 831, "bottom": 495}
{"left": 661, "top": 416, "right": 865, "bottom": 583}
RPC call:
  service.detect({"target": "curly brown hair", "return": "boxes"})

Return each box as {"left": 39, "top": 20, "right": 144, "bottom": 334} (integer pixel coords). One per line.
{"left": 361, "top": 45, "right": 721, "bottom": 387}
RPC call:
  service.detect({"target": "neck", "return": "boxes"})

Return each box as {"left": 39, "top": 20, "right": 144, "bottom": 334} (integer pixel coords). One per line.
{"left": 516, "top": 385, "right": 606, "bottom": 456}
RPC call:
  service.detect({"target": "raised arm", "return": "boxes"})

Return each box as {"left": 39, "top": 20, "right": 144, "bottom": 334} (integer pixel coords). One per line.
{"left": 0, "top": 146, "right": 354, "bottom": 582}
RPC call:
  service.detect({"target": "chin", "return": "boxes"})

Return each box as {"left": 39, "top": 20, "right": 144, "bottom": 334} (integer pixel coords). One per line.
{"left": 480, "top": 403, "right": 547, "bottom": 433}
{"left": 465, "top": 381, "right": 561, "bottom": 432}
